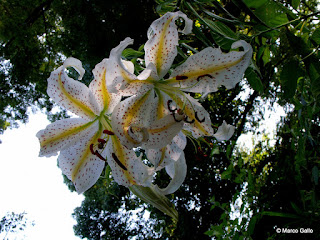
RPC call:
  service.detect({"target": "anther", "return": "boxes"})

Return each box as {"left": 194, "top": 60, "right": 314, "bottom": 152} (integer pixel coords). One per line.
{"left": 128, "top": 126, "right": 134, "bottom": 134}
{"left": 89, "top": 143, "right": 106, "bottom": 161}
{"left": 175, "top": 75, "right": 188, "bottom": 80}
{"left": 112, "top": 153, "right": 127, "bottom": 171}
{"left": 98, "top": 139, "right": 106, "bottom": 144}
{"left": 97, "top": 139, "right": 106, "bottom": 149}
{"left": 195, "top": 112, "right": 205, "bottom": 123}
{"left": 172, "top": 113, "right": 183, "bottom": 122}
{"left": 103, "top": 129, "right": 115, "bottom": 135}
{"left": 184, "top": 116, "right": 195, "bottom": 124}
{"left": 167, "top": 100, "right": 177, "bottom": 113}
{"left": 197, "top": 74, "right": 213, "bottom": 81}
{"left": 89, "top": 144, "right": 95, "bottom": 155}
{"left": 95, "top": 152, "right": 106, "bottom": 161}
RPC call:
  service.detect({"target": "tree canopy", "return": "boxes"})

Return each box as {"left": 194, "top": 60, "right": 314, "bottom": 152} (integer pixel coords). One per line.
{"left": 1, "top": 0, "right": 320, "bottom": 239}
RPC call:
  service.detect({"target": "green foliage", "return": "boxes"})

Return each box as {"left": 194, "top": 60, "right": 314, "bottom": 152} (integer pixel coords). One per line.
{"left": 0, "top": 212, "right": 35, "bottom": 240}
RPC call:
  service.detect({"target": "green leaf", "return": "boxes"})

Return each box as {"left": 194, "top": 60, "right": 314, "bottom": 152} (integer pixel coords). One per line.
{"left": 261, "top": 211, "right": 300, "bottom": 218}
{"left": 205, "top": 225, "right": 223, "bottom": 237}
{"left": 290, "top": 202, "right": 303, "bottom": 214}
{"left": 292, "top": 0, "right": 300, "bottom": 9}
{"left": 203, "top": 10, "right": 239, "bottom": 24}
{"left": 221, "top": 165, "right": 233, "bottom": 180}
{"left": 243, "top": 0, "right": 268, "bottom": 8}
{"left": 262, "top": 46, "right": 271, "bottom": 65}
{"left": 191, "top": 26, "right": 211, "bottom": 47}
{"left": 247, "top": 215, "right": 257, "bottom": 235}
{"left": 210, "top": 147, "right": 220, "bottom": 157}
{"left": 311, "top": 76, "right": 320, "bottom": 101}
{"left": 312, "top": 166, "right": 319, "bottom": 185}
{"left": 245, "top": 67, "right": 264, "bottom": 93}
{"left": 204, "top": 18, "right": 238, "bottom": 40}
{"left": 311, "top": 29, "right": 320, "bottom": 45}
{"left": 247, "top": 0, "right": 289, "bottom": 27}
{"left": 122, "top": 48, "right": 144, "bottom": 59}
{"left": 280, "top": 60, "right": 303, "bottom": 98}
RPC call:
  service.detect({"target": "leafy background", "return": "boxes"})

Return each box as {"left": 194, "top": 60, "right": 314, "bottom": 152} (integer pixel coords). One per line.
{"left": 0, "top": 0, "right": 320, "bottom": 239}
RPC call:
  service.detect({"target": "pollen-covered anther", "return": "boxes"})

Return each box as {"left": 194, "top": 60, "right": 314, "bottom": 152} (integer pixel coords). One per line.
{"left": 167, "top": 100, "right": 177, "bottom": 113}
{"left": 103, "top": 129, "right": 115, "bottom": 135}
{"left": 97, "top": 138, "right": 107, "bottom": 149}
{"left": 184, "top": 115, "right": 195, "bottom": 124}
{"left": 112, "top": 153, "right": 127, "bottom": 171}
{"left": 195, "top": 111, "right": 205, "bottom": 123}
{"left": 175, "top": 75, "right": 188, "bottom": 80}
{"left": 197, "top": 74, "right": 213, "bottom": 82}
{"left": 89, "top": 143, "right": 107, "bottom": 161}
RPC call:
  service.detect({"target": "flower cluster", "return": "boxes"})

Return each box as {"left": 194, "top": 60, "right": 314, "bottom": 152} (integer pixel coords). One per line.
{"left": 37, "top": 11, "right": 252, "bottom": 216}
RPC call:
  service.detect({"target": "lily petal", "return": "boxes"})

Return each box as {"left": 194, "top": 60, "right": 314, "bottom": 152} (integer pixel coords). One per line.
{"left": 183, "top": 94, "right": 214, "bottom": 138}
{"left": 146, "top": 131, "right": 186, "bottom": 170}
{"left": 145, "top": 11, "right": 193, "bottom": 78}
{"left": 105, "top": 135, "right": 152, "bottom": 187}
{"left": 58, "top": 125, "right": 105, "bottom": 194}
{"left": 142, "top": 113, "right": 184, "bottom": 149}
{"left": 213, "top": 120, "right": 235, "bottom": 141}
{"left": 111, "top": 90, "right": 157, "bottom": 149}
{"left": 47, "top": 57, "right": 100, "bottom": 120}
{"left": 156, "top": 151, "right": 187, "bottom": 195}
{"left": 106, "top": 38, "right": 139, "bottom": 92}
{"left": 119, "top": 63, "right": 156, "bottom": 97}
{"left": 36, "top": 118, "right": 98, "bottom": 157}
{"left": 89, "top": 59, "right": 121, "bottom": 114}
{"left": 163, "top": 91, "right": 214, "bottom": 138}
{"left": 170, "top": 40, "right": 253, "bottom": 93}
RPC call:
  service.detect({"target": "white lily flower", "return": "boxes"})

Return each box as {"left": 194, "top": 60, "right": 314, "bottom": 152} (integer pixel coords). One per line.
{"left": 36, "top": 58, "right": 152, "bottom": 193}
{"left": 106, "top": 11, "right": 252, "bottom": 149}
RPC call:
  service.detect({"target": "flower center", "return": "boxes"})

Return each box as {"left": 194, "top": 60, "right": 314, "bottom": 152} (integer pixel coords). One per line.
{"left": 89, "top": 129, "right": 115, "bottom": 161}
{"left": 127, "top": 125, "right": 149, "bottom": 144}
{"left": 167, "top": 100, "right": 205, "bottom": 123}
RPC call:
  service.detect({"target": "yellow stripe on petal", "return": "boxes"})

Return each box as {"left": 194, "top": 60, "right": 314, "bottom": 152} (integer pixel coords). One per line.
{"left": 71, "top": 124, "right": 103, "bottom": 182}
{"left": 58, "top": 72, "right": 96, "bottom": 119}
{"left": 155, "top": 15, "right": 175, "bottom": 74}
{"left": 145, "top": 12, "right": 192, "bottom": 79}
{"left": 40, "top": 120, "right": 95, "bottom": 147}
{"left": 170, "top": 40, "right": 253, "bottom": 93}
{"left": 37, "top": 118, "right": 99, "bottom": 157}
{"left": 177, "top": 57, "right": 243, "bottom": 81}
{"left": 111, "top": 136, "right": 136, "bottom": 185}
{"left": 111, "top": 91, "right": 154, "bottom": 149}
{"left": 100, "top": 69, "right": 110, "bottom": 111}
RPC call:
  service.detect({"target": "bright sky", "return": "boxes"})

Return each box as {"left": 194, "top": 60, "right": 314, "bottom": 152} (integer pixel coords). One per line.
{"left": 0, "top": 110, "right": 84, "bottom": 240}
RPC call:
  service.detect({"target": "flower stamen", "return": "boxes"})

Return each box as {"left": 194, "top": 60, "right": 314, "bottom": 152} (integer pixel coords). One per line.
{"left": 197, "top": 74, "right": 213, "bottom": 82}
{"left": 175, "top": 75, "right": 188, "bottom": 80}
{"left": 184, "top": 115, "right": 195, "bottom": 124}
{"left": 89, "top": 144, "right": 107, "bottom": 161}
{"left": 112, "top": 153, "right": 128, "bottom": 171}
{"left": 103, "top": 129, "right": 115, "bottom": 135}
{"left": 97, "top": 138, "right": 107, "bottom": 149}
